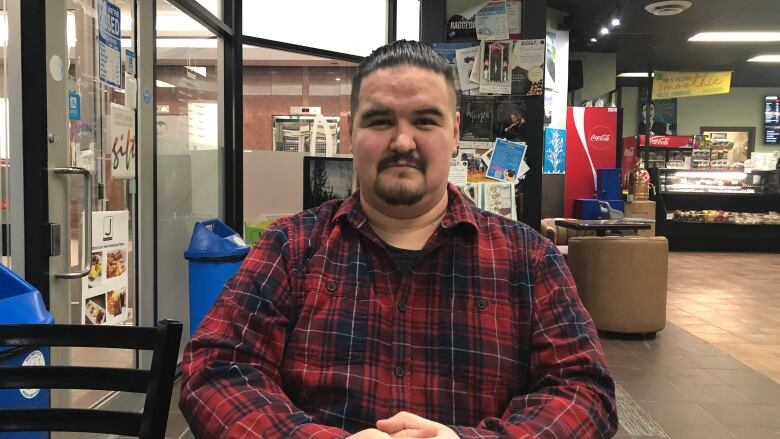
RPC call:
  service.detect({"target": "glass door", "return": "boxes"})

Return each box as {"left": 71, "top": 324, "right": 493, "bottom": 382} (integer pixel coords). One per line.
{"left": 40, "top": 0, "right": 139, "bottom": 414}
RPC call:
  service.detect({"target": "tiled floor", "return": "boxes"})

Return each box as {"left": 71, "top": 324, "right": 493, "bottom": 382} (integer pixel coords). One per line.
{"left": 163, "top": 252, "right": 780, "bottom": 439}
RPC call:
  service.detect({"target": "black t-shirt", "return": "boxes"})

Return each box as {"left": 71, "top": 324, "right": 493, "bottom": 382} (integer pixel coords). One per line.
{"left": 382, "top": 242, "right": 426, "bottom": 275}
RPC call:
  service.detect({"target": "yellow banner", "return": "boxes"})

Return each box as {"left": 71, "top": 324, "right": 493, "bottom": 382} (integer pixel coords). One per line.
{"left": 652, "top": 71, "right": 732, "bottom": 100}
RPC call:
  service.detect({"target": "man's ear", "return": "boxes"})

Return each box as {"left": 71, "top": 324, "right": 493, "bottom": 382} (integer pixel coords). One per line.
{"left": 451, "top": 111, "right": 461, "bottom": 157}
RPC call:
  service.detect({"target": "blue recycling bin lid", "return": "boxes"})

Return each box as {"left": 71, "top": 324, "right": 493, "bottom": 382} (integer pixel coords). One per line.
{"left": 0, "top": 264, "right": 55, "bottom": 353}
{"left": 184, "top": 218, "right": 250, "bottom": 260}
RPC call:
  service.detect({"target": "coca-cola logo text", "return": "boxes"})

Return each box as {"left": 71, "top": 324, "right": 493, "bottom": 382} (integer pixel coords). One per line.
{"left": 590, "top": 134, "right": 612, "bottom": 142}
{"left": 650, "top": 137, "right": 670, "bottom": 146}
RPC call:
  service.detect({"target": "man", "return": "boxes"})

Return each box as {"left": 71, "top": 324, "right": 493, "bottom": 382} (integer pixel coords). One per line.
{"left": 180, "top": 40, "right": 618, "bottom": 438}
{"left": 638, "top": 102, "right": 671, "bottom": 136}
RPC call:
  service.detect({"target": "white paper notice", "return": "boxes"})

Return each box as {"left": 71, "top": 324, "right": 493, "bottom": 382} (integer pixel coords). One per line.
{"left": 98, "top": 0, "right": 121, "bottom": 88}
{"left": 476, "top": 0, "right": 509, "bottom": 41}
{"left": 507, "top": 0, "right": 522, "bottom": 38}
{"left": 456, "top": 46, "right": 480, "bottom": 91}
{"left": 125, "top": 74, "right": 137, "bottom": 109}
{"left": 448, "top": 157, "right": 469, "bottom": 186}
{"left": 109, "top": 103, "right": 136, "bottom": 179}
{"left": 83, "top": 210, "right": 131, "bottom": 326}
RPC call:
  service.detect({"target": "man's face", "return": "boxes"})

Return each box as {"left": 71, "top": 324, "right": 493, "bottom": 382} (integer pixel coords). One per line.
{"left": 350, "top": 66, "right": 459, "bottom": 207}
{"left": 645, "top": 104, "right": 655, "bottom": 120}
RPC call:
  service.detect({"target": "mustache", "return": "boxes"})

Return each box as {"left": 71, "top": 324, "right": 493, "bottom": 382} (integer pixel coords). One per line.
{"left": 377, "top": 152, "right": 426, "bottom": 171}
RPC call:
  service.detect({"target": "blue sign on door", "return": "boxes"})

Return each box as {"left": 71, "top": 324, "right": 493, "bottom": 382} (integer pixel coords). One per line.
{"left": 68, "top": 91, "right": 81, "bottom": 121}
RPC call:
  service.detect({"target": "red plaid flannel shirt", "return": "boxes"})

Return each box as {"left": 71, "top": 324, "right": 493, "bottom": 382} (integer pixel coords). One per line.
{"left": 180, "top": 184, "right": 617, "bottom": 438}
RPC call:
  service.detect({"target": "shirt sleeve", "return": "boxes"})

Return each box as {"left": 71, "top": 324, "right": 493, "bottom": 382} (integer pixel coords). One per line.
{"left": 450, "top": 240, "right": 618, "bottom": 439}
{"left": 179, "top": 221, "right": 351, "bottom": 439}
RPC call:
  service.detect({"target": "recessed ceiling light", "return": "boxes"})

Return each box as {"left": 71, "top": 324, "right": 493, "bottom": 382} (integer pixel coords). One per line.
{"left": 335, "top": 77, "right": 341, "bottom": 81}
{"left": 690, "top": 32, "right": 780, "bottom": 42}
{"left": 645, "top": 1, "right": 692, "bottom": 16}
{"left": 590, "top": 37, "right": 598, "bottom": 43}
{"left": 617, "top": 72, "right": 655, "bottom": 78}
{"left": 600, "top": 27, "right": 609, "bottom": 35}
{"left": 611, "top": 18, "right": 621, "bottom": 27}
{"left": 748, "top": 54, "right": 780, "bottom": 62}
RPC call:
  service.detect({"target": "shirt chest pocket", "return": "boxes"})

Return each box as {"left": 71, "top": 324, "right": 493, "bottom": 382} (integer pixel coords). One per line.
{"left": 286, "top": 276, "right": 370, "bottom": 367}
{"left": 438, "top": 294, "right": 522, "bottom": 389}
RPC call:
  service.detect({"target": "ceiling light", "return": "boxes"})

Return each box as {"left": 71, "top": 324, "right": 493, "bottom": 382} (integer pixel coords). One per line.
{"left": 617, "top": 72, "right": 655, "bottom": 78}
{"left": 156, "top": 80, "right": 176, "bottom": 88}
{"left": 748, "top": 54, "right": 780, "bottom": 62}
{"left": 645, "top": 1, "right": 692, "bottom": 16}
{"left": 611, "top": 18, "right": 621, "bottom": 27}
{"left": 600, "top": 27, "right": 609, "bottom": 35}
{"left": 590, "top": 37, "right": 598, "bottom": 43}
{"left": 335, "top": 78, "right": 341, "bottom": 81}
{"left": 689, "top": 32, "right": 780, "bottom": 42}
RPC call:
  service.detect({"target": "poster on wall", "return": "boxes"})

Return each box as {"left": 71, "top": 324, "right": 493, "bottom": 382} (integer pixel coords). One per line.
{"left": 486, "top": 138, "right": 527, "bottom": 182}
{"left": 506, "top": 0, "right": 522, "bottom": 39}
{"left": 511, "top": 39, "right": 545, "bottom": 96}
{"left": 83, "top": 210, "right": 130, "bottom": 326}
{"left": 455, "top": 45, "right": 480, "bottom": 92}
{"left": 638, "top": 87, "right": 677, "bottom": 136}
{"left": 446, "top": 2, "right": 481, "bottom": 41}
{"left": 493, "top": 95, "right": 528, "bottom": 143}
{"left": 98, "top": 0, "right": 122, "bottom": 88}
{"left": 479, "top": 40, "right": 512, "bottom": 94}
{"left": 460, "top": 95, "right": 495, "bottom": 149}
{"left": 476, "top": 0, "right": 509, "bottom": 41}
{"left": 109, "top": 103, "right": 136, "bottom": 179}
{"left": 543, "top": 128, "right": 566, "bottom": 174}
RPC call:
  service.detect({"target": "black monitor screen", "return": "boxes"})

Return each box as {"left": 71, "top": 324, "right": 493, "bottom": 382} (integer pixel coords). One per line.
{"left": 765, "top": 95, "right": 780, "bottom": 144}
{"left": 303, "top": 157, "right": 354, "bottom": 210}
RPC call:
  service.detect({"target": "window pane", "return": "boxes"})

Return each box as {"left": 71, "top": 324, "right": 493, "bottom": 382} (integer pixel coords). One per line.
{"left": 243, "top": 1, "right": 387, "bottom": 57}
{"left": 193, "top": 0, "right": 221, "bottom": 19}
{"left": 156, "top": 0, "right": 223, "bottom": 341}
{"left": 397, "top": 0, "right": 420, "bottom": 41}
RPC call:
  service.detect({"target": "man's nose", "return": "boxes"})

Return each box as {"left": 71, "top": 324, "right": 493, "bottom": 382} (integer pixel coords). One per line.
{"left": 390, "top": 122, "right": 416, "bottom": 152}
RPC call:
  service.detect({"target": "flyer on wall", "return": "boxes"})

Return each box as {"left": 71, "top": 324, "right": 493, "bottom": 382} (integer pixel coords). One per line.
{"left": 511, "top": 39, "right": 545, "bottom": 96}
{"left": 476, "top": 0, "right": 509, "bottom": 41}
{"left": 479, "top": 40, "right": 512, "bottom": 94}
{"left": 83, "top": 211, "right": 131, "bottom": 326}
{"left": 543, "top": 127, "right": 567, "bottom": 174}
{"left": 455, "top": 45, "right": 480, "bottom": 91}
{"left": 545, "top": 32, "right": 557, "bottom": 88}
{"left": 98, "top": 0, "right": 122, "bottom": 88}
{"left": 460, "top": 95, "right": 495, "bottom": 149}
{"left": 446, "top": 2, "right": 482, "bottom": 41}
{"left": 506, "top": 0, "right": 522, "bottom": 39}
{"left": 493, "top": 95, "right": 528, "bottom": 143}
{"left": 486, "top": 138, "right": 528, "bottom": 182}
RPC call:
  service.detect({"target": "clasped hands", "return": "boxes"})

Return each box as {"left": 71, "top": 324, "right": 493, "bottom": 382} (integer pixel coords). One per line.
{"left": 347, "top": 411, "right": 459, "bottom": 439}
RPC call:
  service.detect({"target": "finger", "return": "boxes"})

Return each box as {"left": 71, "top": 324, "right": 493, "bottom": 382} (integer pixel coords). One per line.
{"left": 376, "top": 412, "right": 422, "bottom": 433}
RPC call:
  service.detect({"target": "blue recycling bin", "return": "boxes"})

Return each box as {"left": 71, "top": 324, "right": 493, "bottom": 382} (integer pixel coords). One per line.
{"left": 0, "top": 264, "right": 54, "bottom": 439}
{"left": 184, "top": 219, "right": 250, "bottom": 335}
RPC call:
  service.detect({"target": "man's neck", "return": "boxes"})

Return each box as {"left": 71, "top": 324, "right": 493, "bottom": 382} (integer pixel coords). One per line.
{"left": 360, "top": 190, "right": 450, "bottom": 251}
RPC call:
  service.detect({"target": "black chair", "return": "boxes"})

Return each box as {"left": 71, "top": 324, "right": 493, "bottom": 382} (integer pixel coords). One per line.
{"left": 0, "top": 320, "right": 182, "bottom": 439}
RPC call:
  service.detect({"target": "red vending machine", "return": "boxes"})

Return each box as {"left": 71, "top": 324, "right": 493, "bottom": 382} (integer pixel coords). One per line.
{"left": 564, "top": 107, "right": 619, "bottom": 218}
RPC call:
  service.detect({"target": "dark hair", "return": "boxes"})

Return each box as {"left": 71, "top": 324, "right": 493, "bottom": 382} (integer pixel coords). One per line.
{"left": 350, "top": 40, "right": 456, "bottom": 114}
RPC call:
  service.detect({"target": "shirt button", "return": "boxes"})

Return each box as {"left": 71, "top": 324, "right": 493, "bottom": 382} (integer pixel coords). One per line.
{"left": 476, "top": 297, "right": 488, "bottom": 310}
{"left": 394, "top": 366, "right": 405, "bottom": 378}
{"left": 326, "top": 280, "right": 337, "bottom": 292}
{"left": 397, "top": 302, "right": 406, "bottom": 312}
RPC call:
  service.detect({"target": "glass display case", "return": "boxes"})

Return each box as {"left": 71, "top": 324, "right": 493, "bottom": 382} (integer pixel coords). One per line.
{"left": 659, "top": 168, "right": 778, "bottom": 194}
{"left": 640, "top": 146, "right": 693, "bottom": 169}
{"left": 651, "top": 168, "right": 780, "bottom": 251}
{"left": 272, "top": 115, "right": 340, "bottom": 155}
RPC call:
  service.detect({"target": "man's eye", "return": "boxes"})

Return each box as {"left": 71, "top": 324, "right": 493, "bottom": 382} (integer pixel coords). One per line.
{"left": 415, "top": 118, "right": 438, "bottom": 126}
{"left": 367, "top": 119, "right": 391, "bottom": 127}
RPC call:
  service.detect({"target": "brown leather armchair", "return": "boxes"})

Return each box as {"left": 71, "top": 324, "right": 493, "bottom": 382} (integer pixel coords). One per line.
{"left": 567, "top": 236, "right": 669, "bottom": 336}
{"left": 540, "top": 218, "right": 596, "bottom": 257}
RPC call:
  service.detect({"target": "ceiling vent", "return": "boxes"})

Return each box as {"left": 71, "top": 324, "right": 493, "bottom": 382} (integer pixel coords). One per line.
{"left": 644, "top": 1, "right": 693, "bottom": 16}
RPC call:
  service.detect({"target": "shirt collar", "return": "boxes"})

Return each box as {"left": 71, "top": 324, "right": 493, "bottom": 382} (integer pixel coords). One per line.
{"left": 332, "top": 183, "right": 479, "bottom": 233}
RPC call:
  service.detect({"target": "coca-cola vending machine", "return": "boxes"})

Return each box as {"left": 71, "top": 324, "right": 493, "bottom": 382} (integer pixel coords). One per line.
{"left": 621, "top": 135, "right": 694, "bottom": 188}
{"left": 564, "top": 107, "right": 619, "bottom": 218}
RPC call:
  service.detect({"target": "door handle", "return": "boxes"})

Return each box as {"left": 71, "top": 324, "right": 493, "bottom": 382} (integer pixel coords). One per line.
{"left": 53, "top": 167, "right": 92, "bottom": 279}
